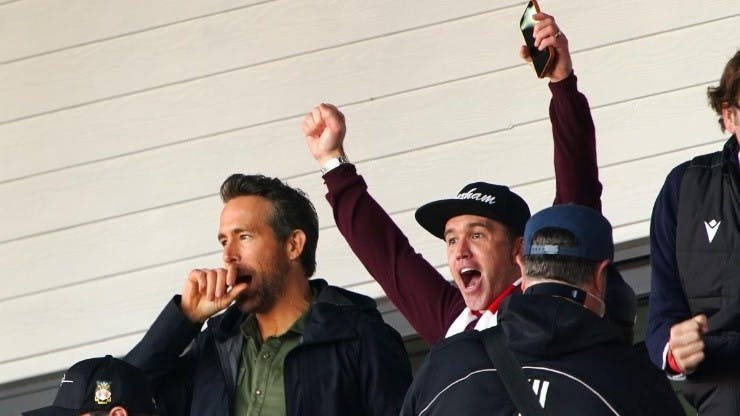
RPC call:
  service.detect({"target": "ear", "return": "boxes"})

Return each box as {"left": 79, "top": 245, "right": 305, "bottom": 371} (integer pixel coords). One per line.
{"left": 510, "top": 236, "right": 524, "bottom": 259}
{"left": 108, "top": 406, "right": 128, "bottom": 416}
{"left": 285, "top": 229, "right": 307, "bottom": 261}
{"left": 514, "top": 251, "right": 528, "bottom": 291}
{"left": 592, "top": 259, "right": 610, "bottom": 297}
{"left": 721, "top": 102, "right": 737, "bottom": 134}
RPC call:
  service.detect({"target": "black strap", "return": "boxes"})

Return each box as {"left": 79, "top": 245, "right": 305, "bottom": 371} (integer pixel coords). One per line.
{"left": 480, "top": 326, "right": 546, "bottom": 416}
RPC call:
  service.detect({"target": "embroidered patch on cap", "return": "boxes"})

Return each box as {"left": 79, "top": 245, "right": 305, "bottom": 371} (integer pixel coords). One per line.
{"left": 94, "top": 381, "right": 112, "bottom": 405}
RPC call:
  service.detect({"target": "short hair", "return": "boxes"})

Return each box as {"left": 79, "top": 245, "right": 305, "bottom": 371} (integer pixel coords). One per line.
{"left": 220, "top": 174, "right": 319, "bottom": 277}
{"left": 707, "top": 49, "right": 740, "bottom": 131}
{"left": 523, "top": 227, "right": 599, "bottom": 287}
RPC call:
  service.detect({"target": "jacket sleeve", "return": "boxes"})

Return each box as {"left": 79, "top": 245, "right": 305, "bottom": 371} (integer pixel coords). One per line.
{"left": 645, "top": 163, "right": 693, "bottom": 370}
{"left": 324, "top": 164, "right": 465, "bottom": 343}
{"left": 125, "top": 295, "right": 203, "bottom": 416}
{"left": 357, "top": 317, "right": 413, "bottom": 416}
{"left": 550, "top": 72, "right": 603, "bottom": 211}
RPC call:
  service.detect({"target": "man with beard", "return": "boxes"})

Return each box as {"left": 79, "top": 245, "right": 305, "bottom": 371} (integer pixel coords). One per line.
{"left": 126, "top": 174, "right": 412, "bottom": 416}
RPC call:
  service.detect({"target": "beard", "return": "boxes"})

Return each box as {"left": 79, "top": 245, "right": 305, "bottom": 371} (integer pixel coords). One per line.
{"left": 235, "top": 253, "right": 291, "bottom": 315}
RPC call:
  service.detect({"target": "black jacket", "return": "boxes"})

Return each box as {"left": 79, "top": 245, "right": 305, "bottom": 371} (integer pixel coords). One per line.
{"left": 401, "top": 291, "right": 684, "bottom": 416}
{"left": 126, "top": 279, "right": 412, "bottom": 416}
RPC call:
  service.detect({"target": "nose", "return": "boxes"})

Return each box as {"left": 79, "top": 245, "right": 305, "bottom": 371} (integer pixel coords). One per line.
{"left": 454, "top": 238, "right": 471, "bottom": 260}
{"left": 222, "top": 240, "right": 240, "bottom": 265}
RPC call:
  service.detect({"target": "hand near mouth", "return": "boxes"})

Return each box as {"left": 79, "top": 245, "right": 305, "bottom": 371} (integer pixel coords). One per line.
{"left": 181, "top": 263, "right": 249, "bottom": 323}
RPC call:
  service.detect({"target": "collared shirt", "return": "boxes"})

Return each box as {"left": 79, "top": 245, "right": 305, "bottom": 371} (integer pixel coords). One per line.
{"left": 233, "top": 311, "right": 308, "bottom": 416}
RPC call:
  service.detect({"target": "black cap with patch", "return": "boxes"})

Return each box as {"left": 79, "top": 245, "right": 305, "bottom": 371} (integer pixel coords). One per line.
{"left": 415, "top": 182, "right": 531, "bottom": 239}
{"left": 23, "top": 355, "right": 157, "bottom": 416}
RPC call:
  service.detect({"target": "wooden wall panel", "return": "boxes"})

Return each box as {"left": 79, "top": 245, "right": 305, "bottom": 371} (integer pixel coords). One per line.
{"left": 0, "top": 0, "right": 267, "bottom": 63}
{"left": 2, "top": 0, "right": 738, "bottom": 384}
{"left": 2, "top": 1, "right": 736, "bottom": 182}
{"left": 0, "top": 0, "right": 510, "bottom": 122}
{"left": 2, "top": 16, "right": 735, "bottom": 242}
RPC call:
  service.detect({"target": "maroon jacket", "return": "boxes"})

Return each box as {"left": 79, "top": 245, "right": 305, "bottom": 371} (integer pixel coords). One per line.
{"left": 323, "top": 73, "right": 602, "bottom": 344}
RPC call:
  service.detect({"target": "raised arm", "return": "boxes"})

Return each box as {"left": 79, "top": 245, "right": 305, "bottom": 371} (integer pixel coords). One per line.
{"left": 302, "top": 104, "right": 465, "bottom": 343}
{"left": 522, "top": 13, "right": 602, "bottom": 211}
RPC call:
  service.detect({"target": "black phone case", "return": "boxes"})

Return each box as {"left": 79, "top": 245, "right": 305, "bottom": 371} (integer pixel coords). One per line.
{"left": 520, "top": 1, "right": 554, "bottom": 78}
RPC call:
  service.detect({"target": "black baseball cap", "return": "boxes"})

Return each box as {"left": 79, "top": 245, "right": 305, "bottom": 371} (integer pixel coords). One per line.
{"left": 523, "top": 204, "right": 614, "bottom": 261}
{"left": 23, "top": 355, "right": 157, "bottom": 416}
{"left": 415, "top": 182, "right": 531, "bottom": 239}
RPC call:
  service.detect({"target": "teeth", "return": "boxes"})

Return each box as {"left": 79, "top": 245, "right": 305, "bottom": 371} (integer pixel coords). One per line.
{"left": 461, "top": 267, "right": 474, "bottom": 274}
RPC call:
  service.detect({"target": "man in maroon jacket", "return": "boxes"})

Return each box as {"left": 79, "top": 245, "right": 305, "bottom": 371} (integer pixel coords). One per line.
{"left": 302, "top": 14, "right": 635, "bottom": 345}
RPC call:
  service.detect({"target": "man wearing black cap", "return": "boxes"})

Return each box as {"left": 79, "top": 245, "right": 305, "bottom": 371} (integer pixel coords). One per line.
{"left": 23, "top": 355, "right": 157, "bottom": 416}
{"left": 400, "top": 205, "right": 684, "bottom": 415}
{"left": 303, "top": 13, "right": 635, "bottom": 345}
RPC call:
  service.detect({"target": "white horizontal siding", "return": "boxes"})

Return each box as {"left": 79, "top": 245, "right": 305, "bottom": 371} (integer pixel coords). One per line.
{"left": 1, "top": 0, "right": 738, "bottom": 383}
{"left": 0, "top": 0, "right": 267, "bottom": 63}
{"left": 2, "top": 15, "right": 735, "bottom": 242}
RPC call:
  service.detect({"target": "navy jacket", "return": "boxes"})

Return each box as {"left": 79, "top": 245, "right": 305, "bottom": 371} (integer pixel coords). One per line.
{"left": 401, "top": 293, "right": 683, "bottom": 416}
{"left": 646, "top": 136, "right": 740, "bottom": 379}
{"left": 126, "top": 279, "right": 412, "bottom": 416}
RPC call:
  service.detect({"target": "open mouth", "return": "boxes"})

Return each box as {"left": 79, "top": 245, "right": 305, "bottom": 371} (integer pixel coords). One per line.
{"left": 459, "top": 267, "right": 482, "bottom": 289}
{"left": 235, "top": 274, "right": 252, "bottom": 285}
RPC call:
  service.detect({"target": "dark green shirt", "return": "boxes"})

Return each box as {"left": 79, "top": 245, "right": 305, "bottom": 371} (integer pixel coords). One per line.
{"left": 233, "top": 312, "right": 308, "bottom": 416}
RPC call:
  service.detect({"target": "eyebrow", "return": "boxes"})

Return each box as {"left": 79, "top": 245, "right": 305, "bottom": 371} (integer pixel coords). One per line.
{"left": 217, "top": 227, "right": 248, "bottom": 241}
{"left": 443, "top": 221, "right": 490, "bottom": 238}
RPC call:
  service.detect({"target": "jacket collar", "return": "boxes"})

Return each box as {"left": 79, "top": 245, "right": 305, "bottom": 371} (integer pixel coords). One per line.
{"left": 497, "top": 293, "right": 620, "bottom": 361}
{"left": 209, "top": 279, "right": 378, "bottom": 344}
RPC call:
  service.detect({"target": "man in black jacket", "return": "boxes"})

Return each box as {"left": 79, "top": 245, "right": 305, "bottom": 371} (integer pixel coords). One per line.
{"left": 126, "top": 174, "right": 412, "bottom": 416}
{"left": 401, "top": 204, "right": 683, "bottom": 415}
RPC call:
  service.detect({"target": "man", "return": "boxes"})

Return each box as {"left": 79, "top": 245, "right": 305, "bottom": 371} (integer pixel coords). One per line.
{"left": 303, "top": 13, "right": 635, "bottom": 345}
{"left": 647, "top": 49, "right": 740, "bottom": 414}
{"left": 400, "top": 205, "right": 684, "bottom": 415}
{"left": 23, "top": 355, "right": 158, "bottom": 416}
{"left": 126, "top": 174, "right": 412, "bottom": 415}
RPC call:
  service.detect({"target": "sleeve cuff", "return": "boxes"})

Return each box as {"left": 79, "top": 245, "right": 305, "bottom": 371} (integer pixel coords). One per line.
{"left": 322, "top": 162, "right": 358, "bottom": 188}
{"left": 548, "top": 71, "right": 577, "bottom": 96}
{"left": 663, "top": 342, "right": 687, "bottom": 380}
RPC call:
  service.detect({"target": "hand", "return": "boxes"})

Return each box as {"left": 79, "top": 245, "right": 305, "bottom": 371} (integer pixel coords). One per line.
{"left": 180, "top": 263, "right": 248, "bottom": 323}
{"left": 302, "top": 103, "right": 347, "bottom": 166}
{"left": 519, "top": 13, "right": 572, "bottom": 82}
{"left": 668, "top": 314, "right": 709, "bottom": 374}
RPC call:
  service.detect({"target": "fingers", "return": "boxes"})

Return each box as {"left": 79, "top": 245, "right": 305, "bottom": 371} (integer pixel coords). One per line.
{"left": 226, "top": 262, "right": 237, "bottom": 287}
{"left": 187, "top": 268, "right": 231, "bottom": 301}
{"left": 302, "top": 103, "right": 345, "bottom": 137}
{"left": 519, "top": 45, "right": 532, "bottom": 62}
{"left": 532, "top": 14, "right": 564, "bottom": 50}
{"left": 669, "top": 315, "right": 708, "bottom": 373}
{"left": 301, "top": 106, "right": 324, "bottom": 137}
{"left": 224, "top": 281, "right": 249, "bottom": 304}
{"left": 318, "top": 103, "right": 346, "bottom": 135}
{"left": 205, "top": 269, "right": 217, "bottom": 301}
{"left": 215, "top": 268, "right": 227, "bottom": 298}
{"left": 693, "top": 314, "right": 709, "bottom": 333}
{"left": 526, "top": 13, "right": 571, "bottom": 82}
{"left": 674, "top": 345, "right": 705, "bottom": 374}
{"left": 189, "top": 269, "right": 208, "bottom": 295}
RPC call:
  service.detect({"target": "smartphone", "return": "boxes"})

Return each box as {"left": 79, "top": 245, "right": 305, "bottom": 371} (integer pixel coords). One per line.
{"left": 520, "top": 0, "right": 554, "bottom": 78}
